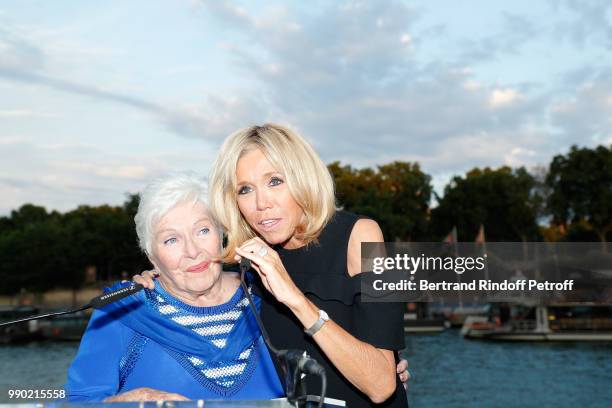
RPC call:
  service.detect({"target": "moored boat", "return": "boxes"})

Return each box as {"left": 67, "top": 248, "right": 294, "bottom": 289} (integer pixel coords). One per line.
{"left": 0, "top": 305, "right": 41, "bottom": 343}
{"left": 37, "top": 310, "right": 89, "bottom": 341}
{"left": 462, "top": 303, "right": 612, "bottom": 341}
{"left": 404, "top": 302, "right": 450, "bottom": 333}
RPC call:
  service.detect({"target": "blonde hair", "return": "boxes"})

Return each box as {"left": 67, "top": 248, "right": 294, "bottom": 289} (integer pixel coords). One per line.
{"left": 209, "top": 124, "right": 336, "bottom": 262}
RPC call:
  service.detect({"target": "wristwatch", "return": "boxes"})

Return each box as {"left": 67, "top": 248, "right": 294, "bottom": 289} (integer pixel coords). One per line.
{"left": 304, "top": 309, "right": 330, "bottom": 337}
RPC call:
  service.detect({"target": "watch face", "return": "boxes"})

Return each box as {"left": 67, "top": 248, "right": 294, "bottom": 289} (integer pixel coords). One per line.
{"left": 321, "top": 310, "right": 329, "bottom": 321}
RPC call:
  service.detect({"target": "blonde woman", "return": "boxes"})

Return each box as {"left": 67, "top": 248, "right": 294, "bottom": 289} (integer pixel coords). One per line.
{"left": 211, "top": 124, "right": 407, "bottom": 407}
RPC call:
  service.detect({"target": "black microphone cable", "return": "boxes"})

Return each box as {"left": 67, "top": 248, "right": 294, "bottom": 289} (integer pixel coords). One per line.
{"left": 239, "top": 258, "right": 327, "bottom": 408}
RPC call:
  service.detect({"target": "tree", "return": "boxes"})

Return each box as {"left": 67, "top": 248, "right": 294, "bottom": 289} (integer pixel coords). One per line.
{"left": 546, "top": 145, "right": 612, "bottom": 246}
{"left": 329, "top": 161, "right": 432, "bottom": 240}
{"left": 431, "top": 166, "right": 540, "bottom": 241}
{"left": 0, "top": 196, "right": 147, "bottom": 295}
{"left": 9, "top": 204, "right": 49, "bottom": 228}
{"left": 0, "top": 208, "right": 71, "bottom": 294}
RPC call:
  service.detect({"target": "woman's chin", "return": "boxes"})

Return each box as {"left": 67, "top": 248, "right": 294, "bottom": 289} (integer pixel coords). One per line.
{"left": 186, "top": 275, "right": 216, "bottom": 288}
{"left": 257, "top": 230, "right": 290, "bottom": 246}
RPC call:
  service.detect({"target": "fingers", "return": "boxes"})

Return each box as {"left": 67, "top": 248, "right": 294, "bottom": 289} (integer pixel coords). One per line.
{"left": 396, "top": 358, "right": 408, "bottom": 373}
{"left": 240, "top": 238, "right": 271, "bottom": 255}
{"left": 132, "top": 270, "right": 157, "bottom": 290}
{"left": 143, "top": 270, "right": 159, "bottom": 278}
{"left": 105, "top": 387, "right": 189, "bottom": 402}
{"left": 166, "top": 393, "right": 190, "bottom": 401}
{"left": 234, "top": 237, "right": 274, "bottom": 265}
{"left": 235, "top": 246, "right": 268, "bottom": 268}
{"left": 397, "top": 358, "right": 411, "bottom": 386}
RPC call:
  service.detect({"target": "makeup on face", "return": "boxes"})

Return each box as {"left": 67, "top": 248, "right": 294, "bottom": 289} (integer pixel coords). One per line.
{"left": 235, "top": 148, "right": 305, "bottom": 248}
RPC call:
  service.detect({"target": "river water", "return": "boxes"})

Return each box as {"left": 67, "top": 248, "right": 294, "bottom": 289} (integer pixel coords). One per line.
{"left": 1, "top": 331, "right": 611, "bottom": 407}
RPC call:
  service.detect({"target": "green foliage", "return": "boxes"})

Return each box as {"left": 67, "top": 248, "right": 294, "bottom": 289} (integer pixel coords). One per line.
{"left": 0, "top": 145, "right": 609, "bottom": 294}
{"left": 0, "top": 197, "right": 147, "bottom": 295}
{"left": 329, "top": 161, "right": 432, "bottom": 240}
{"left": 430, "top": 166, "right": 541, "bottom": 241}
{"left": 546, "top": 145, "right": 612, "bottom": 243}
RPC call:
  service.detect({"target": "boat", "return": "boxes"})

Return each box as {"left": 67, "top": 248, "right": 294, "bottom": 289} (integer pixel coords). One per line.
{"left": 0, "top": 305, "right": 42, "bottom": 343}
{"left": 446, "top": 305, "right": 489, "bottom": 327}
{"left": 37, "top": 310, "right": 90, "bottom": 341}
{"left": 404, "top": 303, "right": 450, "bottom": 333}
{"left": 461, "top": 303, "right": 612, "bottom": 341}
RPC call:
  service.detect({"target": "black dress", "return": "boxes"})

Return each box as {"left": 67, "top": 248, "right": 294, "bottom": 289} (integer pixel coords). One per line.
{"left": 254, "top": 211, "right": 408, "bottom": 407}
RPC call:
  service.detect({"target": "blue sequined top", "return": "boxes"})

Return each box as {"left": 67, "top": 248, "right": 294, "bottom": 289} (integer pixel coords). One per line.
{"left": 64, "top": 280, "right": 284, "bottom": 401}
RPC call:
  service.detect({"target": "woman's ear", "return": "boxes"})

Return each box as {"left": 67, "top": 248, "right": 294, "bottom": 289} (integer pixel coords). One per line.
{"left": 147, "top": 254, "right": 160, "bottom": 274}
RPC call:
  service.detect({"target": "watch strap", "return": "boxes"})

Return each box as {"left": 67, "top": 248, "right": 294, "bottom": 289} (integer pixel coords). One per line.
{"left": 304, "top": 309, "right": 329, "bottom": 337}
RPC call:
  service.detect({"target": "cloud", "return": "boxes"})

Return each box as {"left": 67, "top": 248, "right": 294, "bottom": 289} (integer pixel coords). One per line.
{"left": 193, "top": 0, "right": 612, "bottom": 183}
{"left": 0, "top": 51, "right": 265, "bottom": 142}
{"left": 0, "top": 27, "right": 46, "bottom": 72}
{"left": 455, "top": 13, "right": 540, "bottom": 65}
{"left": 196, "top": 1, "right": 560, "bottom": 175}
{"left": 0, "top": 109, "right": 57, "bottom": 118}
{"left": 2, "top": 0, "right": 611, "bottom": 215}
{"left": 551, "top": 0, "right": 612, "bottom": 48}
{"left": 549, "top": 69, "right": 612, "bottom": 146}
{"left": 489, "top": 88, "right": 522, "bottom": 107}
{"left": 1, "top": 1, "right": 556, "bottom": 176}
{"left": 0, "top": 23, "right": 264, "bottom": 142}
{"left": 0, "top": 137, "right": 216, "bottom": 214}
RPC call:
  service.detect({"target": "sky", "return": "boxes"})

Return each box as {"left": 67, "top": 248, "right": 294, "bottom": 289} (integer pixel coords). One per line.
{"left": 1, "top": 0, "right": 611, "bottom": 215}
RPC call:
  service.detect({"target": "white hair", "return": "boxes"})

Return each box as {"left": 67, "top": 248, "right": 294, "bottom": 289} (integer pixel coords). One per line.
{"left": 134, "top": 172, "right": 222, "bottom": 255}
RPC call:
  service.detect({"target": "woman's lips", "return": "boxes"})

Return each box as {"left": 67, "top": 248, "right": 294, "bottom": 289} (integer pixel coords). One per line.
{"left": 186, "top": 261, "right": 210, "bottom": 273}
{"left": 258, "top": 218, "right": 281, "bottom": 231}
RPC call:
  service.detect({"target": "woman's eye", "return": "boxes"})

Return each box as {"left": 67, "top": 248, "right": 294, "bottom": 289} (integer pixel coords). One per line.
{"left": 198, "top": 227, "right": 210, "bottom": 236}
{"left": 163, "top": 237, "right": 177, "bottom": 245}
{"left": 238, "top": 185, "right": 252, "bottom": 195}
{"left": 269, "top": 177, "right": 284, "bottom": 186}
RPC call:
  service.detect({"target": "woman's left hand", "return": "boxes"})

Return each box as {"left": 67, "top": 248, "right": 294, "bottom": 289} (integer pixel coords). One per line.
{"left": 235, "top": 237, "right": 304, "bottom": 308}
{"left": 397, "top": 358, "right": 411, "bottom": 390}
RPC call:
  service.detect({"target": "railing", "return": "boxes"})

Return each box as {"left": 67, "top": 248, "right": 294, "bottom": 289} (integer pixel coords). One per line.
{"left": 511, "top": 320, "right": 537, "bottom": 331}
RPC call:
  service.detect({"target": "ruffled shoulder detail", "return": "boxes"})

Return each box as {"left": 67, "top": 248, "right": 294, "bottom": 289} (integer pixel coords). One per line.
{"left": 250, "top": 271, "right": 363, "bottom": 306}
{"left": 292, "top": 272, "right": 362, "bottom": 305}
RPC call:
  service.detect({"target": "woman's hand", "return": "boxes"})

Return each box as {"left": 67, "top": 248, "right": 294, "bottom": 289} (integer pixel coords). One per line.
{"left": 397, "top": 358, "right": 411, "bottom": 389}
{"left": 104, "top": 387, "right": 189, "bottom": 402}
{"left": 235, "top": 237, "right": 304, "bottom": 308}
{"left": 130, "top": 270, "right": 158, "bottom": 290}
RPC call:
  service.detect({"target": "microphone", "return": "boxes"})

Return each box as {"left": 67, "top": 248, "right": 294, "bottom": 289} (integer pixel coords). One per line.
{"left": 238, "top": 258, "right": 327, "bottom": 407}
{"left": 239, "top": 258, "right": 252, "bottom": 277}
{"left": 87, "top": 283, "right": 144, "bottom": 309}
{"left": 299, "top": 355, "right": 325, "bottom": 376}
{"left": 0, "top": 283, "right": 144, "bottom": 328}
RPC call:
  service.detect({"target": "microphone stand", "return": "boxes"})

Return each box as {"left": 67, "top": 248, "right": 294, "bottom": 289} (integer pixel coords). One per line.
{"left": 239, "top": 259, "right": 327, "bottom": 408}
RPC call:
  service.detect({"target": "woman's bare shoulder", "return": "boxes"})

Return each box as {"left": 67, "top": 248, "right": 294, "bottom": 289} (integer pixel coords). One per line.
{"left": 347, "top": 218, "right": 384, "bottom": 277}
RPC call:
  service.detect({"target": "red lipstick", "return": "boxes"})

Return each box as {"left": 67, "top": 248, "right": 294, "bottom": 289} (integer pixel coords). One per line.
{"left": 186, "top": 261, "right": 210, "bottom": 273}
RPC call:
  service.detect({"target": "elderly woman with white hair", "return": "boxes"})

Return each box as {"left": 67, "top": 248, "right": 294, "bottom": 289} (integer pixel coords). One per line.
{"left": 64, "top": 173, "right": 284, "bottom": 402}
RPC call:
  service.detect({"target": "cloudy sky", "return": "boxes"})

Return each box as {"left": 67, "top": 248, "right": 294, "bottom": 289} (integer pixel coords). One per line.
{"left": 1, "top": 0, "right": 610, "bottom": 215}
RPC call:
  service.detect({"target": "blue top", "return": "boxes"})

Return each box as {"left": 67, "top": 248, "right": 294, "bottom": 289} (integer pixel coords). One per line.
{"left": 65, "top": 280, "right": 284, "bottom": 401}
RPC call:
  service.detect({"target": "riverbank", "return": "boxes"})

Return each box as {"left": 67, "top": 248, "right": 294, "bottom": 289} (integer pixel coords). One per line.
{"left": 0, "top": 286, "right": 104, "bottom": 309}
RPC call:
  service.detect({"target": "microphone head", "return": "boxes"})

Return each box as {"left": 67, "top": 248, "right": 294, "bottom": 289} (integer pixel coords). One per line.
{"left": 299, "top": 356, "right": 326, "bottom": 376}
{"left": 240, "top": 258, "right": 252, "bottom": 273}
{"left": 90, "top": 283, "right": 144, "bottom": 309}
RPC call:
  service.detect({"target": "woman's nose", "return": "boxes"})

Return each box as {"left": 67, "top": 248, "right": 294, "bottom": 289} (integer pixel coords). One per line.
{"left": 183, "top": 236, "right": 200, "bottom": 258}
{"left": 255, "top": 190, "right": 272, "bottom": 210}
